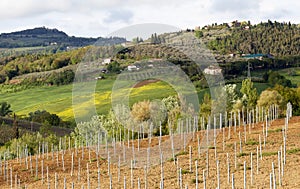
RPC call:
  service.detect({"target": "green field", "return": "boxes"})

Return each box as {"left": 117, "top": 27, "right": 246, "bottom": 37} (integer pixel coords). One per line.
{"left": 1, "top": 78, "right": 271, "bottom": 121}
{"left": 1, "top": 79, "right": 178, "bottom": 121}
{"left": 1, "top": 84, "right": 74, "bottom": 119}
{"left": 251, "top": 67, "right": 300, "bottom": 87}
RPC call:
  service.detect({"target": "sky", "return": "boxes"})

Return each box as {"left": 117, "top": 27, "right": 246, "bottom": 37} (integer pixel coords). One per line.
{"left": 0, "top": 0, "right": 299, "bottom": 38}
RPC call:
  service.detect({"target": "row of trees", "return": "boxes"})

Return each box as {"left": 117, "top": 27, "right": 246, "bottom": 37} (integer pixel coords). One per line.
{"left": 19, "top": 69, "right": 75, "bottom": 86}
{"left": 200, "top": 78, "right": 258, "bottom": 117}
{"left": 202, "top": 78, "right": 300, "bottom": 116}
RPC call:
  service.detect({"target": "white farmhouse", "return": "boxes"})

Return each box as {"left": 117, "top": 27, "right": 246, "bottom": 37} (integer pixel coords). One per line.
{"left": 102, "top": 58, "right": 111, "bottom": 65}
{"left": 128, "top": 65, "right": 138, "bottom": 71}
{"left": 204, "top": 65, "right": 222, "bottom": 75}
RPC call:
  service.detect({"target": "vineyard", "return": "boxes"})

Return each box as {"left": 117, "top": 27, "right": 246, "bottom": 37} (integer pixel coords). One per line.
{"left": 0, "top": 104, "right": 299, "bottom": 189}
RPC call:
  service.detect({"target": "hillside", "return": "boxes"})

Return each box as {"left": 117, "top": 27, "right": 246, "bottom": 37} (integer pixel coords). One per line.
{"left": 199, "top": 20, "right": 300, "bottom": 57}
{"left": 0, "top": 115, "right": 299, "bottom": 188}
{"left": 1, "top": 21, "right": 300, "bottom": 86}
{"left": 0, "top": 20, "right": 300, "bottom": 122}
{"left": 0, "top": 27, "right": 126, "bottom": 48}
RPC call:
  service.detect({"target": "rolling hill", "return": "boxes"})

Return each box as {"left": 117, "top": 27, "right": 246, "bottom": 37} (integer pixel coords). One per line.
{"left": 0, "top": 27, "right": 126, "bottom": 48}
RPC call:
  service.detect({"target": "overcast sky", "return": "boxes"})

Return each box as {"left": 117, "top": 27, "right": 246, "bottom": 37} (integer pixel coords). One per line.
{"left": 0, "top": 0, "right": 299, "bottom": 38}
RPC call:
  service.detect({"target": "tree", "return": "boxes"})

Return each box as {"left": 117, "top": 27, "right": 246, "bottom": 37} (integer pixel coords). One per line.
{"left": 107, "top": 61, "right": 121, "bottom": 73}
{"left": 149, "top": 100, "right": 167, "bottom": 126}
{"left": 273, "top": 85, "right": 300, "bottom": 116}
{"left": 232, "top": 99, "right": 244, "bottom": 111}
{"left": 257, "top": 90, "right": 283, "bottom": 109}
{"left": 39, "top": 121, "right": 53, "bottom": 137}
{"left": 28, "top": 110, "right": 61, "bottom": 126}
{"left": 74, "top": 115, "right": 107, "bottom": 145}
{"left": 0, "top": 102, "right": 13, "bottom": 116}
{"left": 51, "top": 56, "right": 70, "bottom": 69}
{"left": 266, "top": 71, "right": 293, "bottom": 87}
{"left": 162, "top": 96, "right": 180, "bottom": 112}
{"left": 195, "top": 30, "right": 204, "bottom": 38}
{"left": 150, "top": 33, "right": 160, "bottom": 44}
{"left": 131, "top": 100, "right": 151, "bottom": 122}
{"left": 162, "top": 96, "right": 181, "bottom": 130}
{"left": 200, "top": 93, "right": 211, "bottom": 118}
{"left": 132, "top": 37, "right": 143, "bottom": 44}
{"left": 240, "top": 78, "right": 258, "bottom": 108}
{"left": 223, "top": 84, "right": 239, "bottom": 111}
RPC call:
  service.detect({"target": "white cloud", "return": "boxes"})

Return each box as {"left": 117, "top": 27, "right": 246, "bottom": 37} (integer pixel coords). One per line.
{"left": 0, "top": 0, "right": 71, "bottom": 19}
{"left": 0, "top": 0, "right": 299, "bottom": 37}
{"left": 104, "top": 9, "right": 133, "bottom": 23}
{"left": 210, "top": 0, "right": 260, "bottom": 14}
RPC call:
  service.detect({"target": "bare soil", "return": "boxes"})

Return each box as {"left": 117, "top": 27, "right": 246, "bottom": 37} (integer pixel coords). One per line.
{"left": 133, "top": 79, "right": 160, "bottom": 88}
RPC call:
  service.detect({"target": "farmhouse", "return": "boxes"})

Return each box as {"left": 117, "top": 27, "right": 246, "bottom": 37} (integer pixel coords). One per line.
{"left": 128, "top": 65, "right": 138, "bottom": 71}
{"left": 204, "top": 65, "right": 222, "bottom": 75}
{"left": 102, "top": 58, "right": 111, "bottom": 65}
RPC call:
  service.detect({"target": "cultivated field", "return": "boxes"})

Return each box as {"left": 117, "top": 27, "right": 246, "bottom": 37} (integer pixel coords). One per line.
{"left": 0, "top": 79, "right": 177, "bottom": 120}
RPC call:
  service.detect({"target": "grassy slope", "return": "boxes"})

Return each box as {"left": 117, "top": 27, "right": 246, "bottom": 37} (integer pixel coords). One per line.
{"left": 1, "top": 79, "right": 177, "bottom": 121}
{"left": 1, "top": 84, "right": 73, "bottom": 118}
{"left": 1, "top": 78, "right": 271, "bottom": 121}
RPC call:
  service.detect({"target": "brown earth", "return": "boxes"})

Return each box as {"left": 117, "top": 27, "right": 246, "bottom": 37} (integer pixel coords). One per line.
{"left": 0, "top": 116, "right": 300, "bottom": 188}
{"left": 133, "top": 79, "right": 160, "bottom": 88}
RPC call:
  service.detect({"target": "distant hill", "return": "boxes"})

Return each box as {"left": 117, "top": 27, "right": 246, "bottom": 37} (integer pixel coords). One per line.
{"left": 0, "top": 27, "right": 126, "bottom": 48}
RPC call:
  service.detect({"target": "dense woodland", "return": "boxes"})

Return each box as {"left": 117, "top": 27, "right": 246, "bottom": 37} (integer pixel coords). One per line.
{"left": 205, "top": 20, "right": 300, "bottom": 56}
